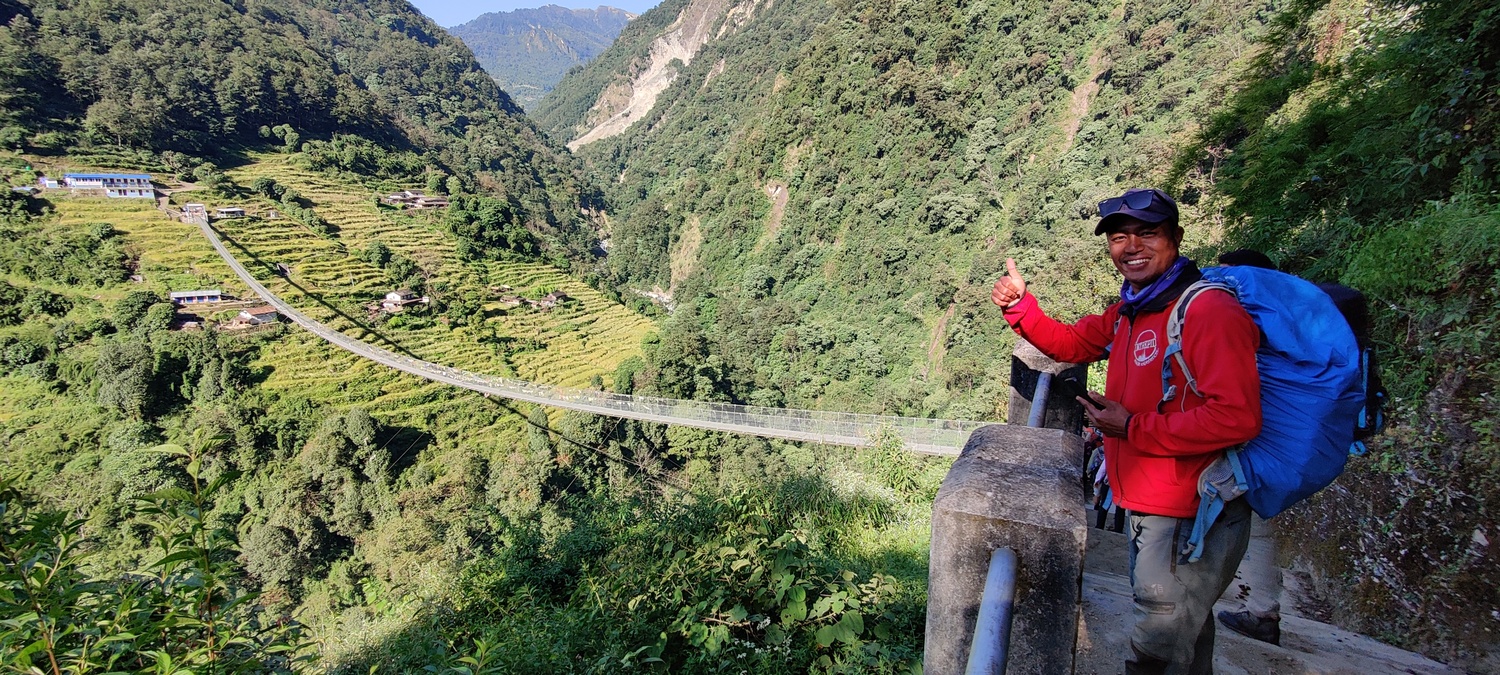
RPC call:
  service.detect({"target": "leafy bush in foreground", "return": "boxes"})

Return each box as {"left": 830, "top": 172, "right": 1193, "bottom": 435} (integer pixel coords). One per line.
{"left": 336, "top": 470, "right": 932, "bottom": 675}
{"left": 0, "top": 437, "right": 307, "bottom": 673}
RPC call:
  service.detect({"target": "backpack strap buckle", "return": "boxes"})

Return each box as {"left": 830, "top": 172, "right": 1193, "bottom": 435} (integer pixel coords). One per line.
{"left": 1183, "top": 448, "right": 1251, "bottom": 563}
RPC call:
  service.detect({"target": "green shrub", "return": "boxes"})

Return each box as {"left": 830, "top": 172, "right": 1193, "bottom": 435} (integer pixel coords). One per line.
{"left": 0, "top": 441, "right": 307, "bottom": 672}
{"left": 99, "top": 447, "right": 181, "bottom": 501}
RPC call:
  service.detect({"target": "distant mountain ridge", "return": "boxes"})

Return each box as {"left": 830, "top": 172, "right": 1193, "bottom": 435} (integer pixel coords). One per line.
{"left": 450, "top": 5, "right": 635, "bottom": 108}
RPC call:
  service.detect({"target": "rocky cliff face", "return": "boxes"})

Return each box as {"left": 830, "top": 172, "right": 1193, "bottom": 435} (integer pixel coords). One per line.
{"left": 563, "top": 0, "right": 771, "bottom": 150}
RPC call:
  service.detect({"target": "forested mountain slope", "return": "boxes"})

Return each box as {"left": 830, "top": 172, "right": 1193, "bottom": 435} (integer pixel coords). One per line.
{"left": 0, "top": 0, "right": 596, "bottom": 256}
{"left": 543, "top": 0, "right": 1499, "bottom": 664}
{"left": 542, "top": 0, "right": 1279, "bottom": 418}
{"left": 0, "top": 149, "right": 667, "bottom": 669}
{"left": 449, "top": 5, "right": 635, "bottom": 108}
{"left": 529, "top": 0, "right": 697, "bottom": 138}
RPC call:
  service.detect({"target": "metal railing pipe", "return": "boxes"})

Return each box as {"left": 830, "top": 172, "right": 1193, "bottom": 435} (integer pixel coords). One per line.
{"left": 1026, "top": 372, "right": 1053, "bottom": 427}
{"left": 964, "top": 547, "right": 1019, "bottom": 675}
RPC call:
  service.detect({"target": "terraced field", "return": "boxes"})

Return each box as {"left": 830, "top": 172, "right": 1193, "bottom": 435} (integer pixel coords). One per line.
{"left": 211, "top": 154, "right": 656, "bottom": 434}
{"left": 31, "top": 155, "right": 654, "bottom": 452}
{"left": 49, "top": 194, "right": 250, "bottom": 304}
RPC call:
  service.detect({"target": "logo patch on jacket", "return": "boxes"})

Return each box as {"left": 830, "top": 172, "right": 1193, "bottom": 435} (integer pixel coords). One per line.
{"left": 1133, "top": 329, "right": 1160, "bottom": 366}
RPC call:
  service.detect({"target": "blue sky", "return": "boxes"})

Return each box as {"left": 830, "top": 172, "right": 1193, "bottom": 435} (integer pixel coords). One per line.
{"left": 409, "top": 1, "right": 663, "bottom": 27}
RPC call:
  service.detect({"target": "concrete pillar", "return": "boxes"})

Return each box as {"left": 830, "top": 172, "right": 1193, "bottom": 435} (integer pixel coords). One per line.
{"left": 1008, "top": 339, "right": 1088, "bottom": 434}
{"left": 924, "top": 424, "right": 1088, "bottom": 675}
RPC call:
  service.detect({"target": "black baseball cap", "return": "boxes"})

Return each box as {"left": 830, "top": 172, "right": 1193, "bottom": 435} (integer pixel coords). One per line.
{"left": 1095, "top": 188, "right": 1179, "bottom": 235}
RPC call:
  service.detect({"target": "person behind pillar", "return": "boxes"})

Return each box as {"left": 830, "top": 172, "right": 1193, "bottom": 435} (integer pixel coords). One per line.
{"left": 991, "top": 188, "right": 1262, "bottom": 674}
{"left": 1213, "top": 248, "right": 1286, "bottom": 645}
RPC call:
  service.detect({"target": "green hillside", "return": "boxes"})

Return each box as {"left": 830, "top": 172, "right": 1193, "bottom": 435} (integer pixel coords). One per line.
{"left": 0, "top": 0, "right": 1494, "bottom": 668}
{"left": 529, "top": 0, "right": 695, "bottom": 136}
{"left": 215, "top": 153, "right": 655, "bottom": 393}
{"left": 0, "top": 0, "right": 948, "bottom": 668}
{"left": 0, "top": 152, "right": 680, "bottom": 667}
{"left": 1176, "top": 0, "right": 1498, "bottom": 659}
{"left": 543, "top": 0, "right": 1498, "bottom": 664}
{"left": 0, "top": 0, "right": 596, "bottom": 258}
{"left": 545, "top": 0, "right": 1274, "bottom": 417}
{"left": 0, "top": 145, "right": 947, "bottom": 671}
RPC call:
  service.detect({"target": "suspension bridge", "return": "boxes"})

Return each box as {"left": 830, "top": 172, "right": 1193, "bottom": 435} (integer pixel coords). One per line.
{"left": 195, "top": 219, "right": 985, "bottom": 455}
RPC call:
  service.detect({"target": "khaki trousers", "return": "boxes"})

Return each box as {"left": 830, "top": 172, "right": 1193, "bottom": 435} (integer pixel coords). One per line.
{"left": 1126, "top": 498, "right": 1252, "bottom": 675}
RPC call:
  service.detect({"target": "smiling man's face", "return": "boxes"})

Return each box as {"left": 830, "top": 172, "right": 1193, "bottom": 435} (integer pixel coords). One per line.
{"left": 1106, "top": 217, "right": 1182, "bottom": 291}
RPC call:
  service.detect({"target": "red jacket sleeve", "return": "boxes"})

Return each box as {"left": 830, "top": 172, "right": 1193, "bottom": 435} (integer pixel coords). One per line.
{"left": 1128, "top": 290, "right": 1262, "bottom": 456}
{"left": 1000, "top": 292, "right": 1114, "bottom": 364}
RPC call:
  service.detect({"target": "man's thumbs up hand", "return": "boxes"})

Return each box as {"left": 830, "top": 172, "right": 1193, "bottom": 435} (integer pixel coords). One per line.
{"left": 991, "top": 258, "right": 1027, "bottom": 308}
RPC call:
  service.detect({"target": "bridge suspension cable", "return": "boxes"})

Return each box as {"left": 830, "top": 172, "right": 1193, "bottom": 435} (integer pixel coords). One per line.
{"left": 196, "top": 218, "right": 982, "bottom": 455}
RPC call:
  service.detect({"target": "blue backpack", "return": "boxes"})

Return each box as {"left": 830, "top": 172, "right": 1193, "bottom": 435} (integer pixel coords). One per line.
{"left": 1167, "top": 267, "right": 1369, "bottom": 559}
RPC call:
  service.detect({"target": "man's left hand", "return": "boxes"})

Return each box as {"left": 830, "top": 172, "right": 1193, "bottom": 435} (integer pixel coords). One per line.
{"left": 1081, "top": 391, "right": 1131, "bottom": 438}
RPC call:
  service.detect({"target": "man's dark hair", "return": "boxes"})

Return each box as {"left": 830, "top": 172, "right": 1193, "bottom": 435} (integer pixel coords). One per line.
{"left": 1218, "top": 249, "right": 1276, "bottom": 270}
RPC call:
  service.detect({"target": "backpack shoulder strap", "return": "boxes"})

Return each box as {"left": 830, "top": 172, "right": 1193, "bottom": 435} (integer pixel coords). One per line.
{"left": 1160, "top": 281, "right": 1236, "bottom": 404}
{"left": 1102, "top": 312, "right": 1124, "bottom": 356}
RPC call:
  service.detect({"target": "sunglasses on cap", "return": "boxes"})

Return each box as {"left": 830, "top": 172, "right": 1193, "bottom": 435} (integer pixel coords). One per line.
{"left": 1098, "top": 188, "right": 1171, "bottom": 218}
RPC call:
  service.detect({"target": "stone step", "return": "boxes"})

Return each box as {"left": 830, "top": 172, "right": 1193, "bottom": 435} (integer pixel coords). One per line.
{"left": 1077, "top": 526, "right": 1460, "bottom": 674}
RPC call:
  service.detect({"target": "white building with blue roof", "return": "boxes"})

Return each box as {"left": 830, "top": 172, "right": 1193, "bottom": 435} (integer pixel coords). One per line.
{"left": 63, "top": 173, "right": 155, "bottom": 198}
{"left": 169, "top": 290, "right": 223, "bottom": 305}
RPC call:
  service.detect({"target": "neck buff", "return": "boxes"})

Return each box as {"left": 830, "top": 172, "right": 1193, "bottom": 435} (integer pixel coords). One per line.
{"left": 1120, "top": 256, "right": 1195, "bottom": 314}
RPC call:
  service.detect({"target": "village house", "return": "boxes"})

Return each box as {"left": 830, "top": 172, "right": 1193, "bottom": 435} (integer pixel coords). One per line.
{"left": 383, "top": 190, "right": 449, "bottom": 210}
{"left": 36, "top": 177, "right": 60, "bottom": 189}
{"left": 380, "top": 289, "right": 427, "bottom": 312}
{"left": 537, "top": 290, "right": 571, "bottom": 309}
{"left": 214, "top": 206, "right": 246, "bottom": 219}
{"left": 235, "top": 306, "right": 279, "bottom": 325}
{"left": 383, "top": 190, "right": 423, "bottom": 207}
{"left": 496, "top": 289, "right": 571, "bottom": 311}
{"left": 170, "top": 290, "right": 223, "bottom": 305}
{"left": 62, "top": 173, "right": 155, "bottom": 198}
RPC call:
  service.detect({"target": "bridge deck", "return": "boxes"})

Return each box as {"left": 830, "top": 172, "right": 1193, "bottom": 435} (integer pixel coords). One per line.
{"left": 196, "top": 219, "right": 985, "bottom": 455}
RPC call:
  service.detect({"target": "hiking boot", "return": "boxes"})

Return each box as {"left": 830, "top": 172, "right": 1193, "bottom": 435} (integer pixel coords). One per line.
{"left": 1218, "top": 609, "right": 1281, "bottom": 646}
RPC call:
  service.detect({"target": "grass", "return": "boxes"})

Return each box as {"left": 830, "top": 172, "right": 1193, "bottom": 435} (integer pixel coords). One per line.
{"left": 49, "top": 194, "right": 251, "bottom": 303}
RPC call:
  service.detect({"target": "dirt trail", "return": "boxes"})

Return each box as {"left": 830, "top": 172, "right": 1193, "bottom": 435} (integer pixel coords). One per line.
{"left": 1061, "top": 50, "right": 1105, "bottom": 150}
{"left": 1079, "top": 530, "right": 1463, "bottom": 674}
{"left": 669, "top": 215, "right": 702, "bottom": 292}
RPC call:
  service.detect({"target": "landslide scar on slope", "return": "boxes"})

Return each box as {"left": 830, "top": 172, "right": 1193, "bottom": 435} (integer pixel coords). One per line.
{"left": 669, "top": 215, "right": 702, "bottom": 293}
{"left": 753, "top": 181, "right": 789, "bottom": 253}
{"left": 924, "top": 302, "right": 956, "bottom": 381}
{"left": 1060, "top": 2, "right": 1124, "bottom": 153}
{"left": 568, "top": 0, "right": 770, "bottom": 151}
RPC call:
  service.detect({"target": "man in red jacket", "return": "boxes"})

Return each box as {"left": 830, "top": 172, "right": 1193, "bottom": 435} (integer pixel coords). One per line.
{"left": 991, "top": 188, "right": 1260, "bottom": 674}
